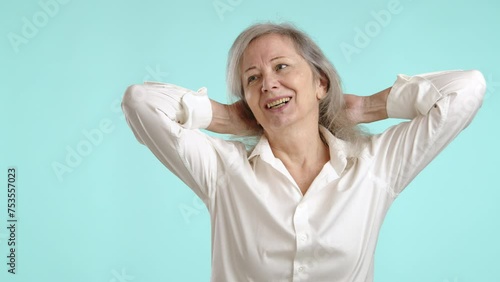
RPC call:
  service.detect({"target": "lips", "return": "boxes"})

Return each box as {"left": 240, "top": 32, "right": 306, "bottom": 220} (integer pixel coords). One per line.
{"left": 266, "top": 97, "right": 291, "bottom": 109}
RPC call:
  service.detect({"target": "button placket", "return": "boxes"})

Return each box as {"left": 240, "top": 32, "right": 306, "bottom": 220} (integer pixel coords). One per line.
{"left": 292, "top": 203, "right": 311, "bottom": 281}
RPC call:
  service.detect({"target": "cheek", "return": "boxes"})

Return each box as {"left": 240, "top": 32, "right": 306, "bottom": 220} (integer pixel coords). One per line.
{"left": 243, "top": 92, "right": 252, "bottom": 107}
{"left": 244, "top": 89, "right": 259, "bottom": 107}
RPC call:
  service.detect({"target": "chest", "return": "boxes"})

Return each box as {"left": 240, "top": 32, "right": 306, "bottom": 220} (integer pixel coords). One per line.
{"left": 287, "top": 166, "right": 322, "bottom": 195}
{"left": 213, "top": 167, "right": 393, "bottom": 281}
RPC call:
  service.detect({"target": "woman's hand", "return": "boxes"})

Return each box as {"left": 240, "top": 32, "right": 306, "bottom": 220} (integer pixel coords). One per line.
{"left": 344, "top": 87, "right": 391, "bottom": 124}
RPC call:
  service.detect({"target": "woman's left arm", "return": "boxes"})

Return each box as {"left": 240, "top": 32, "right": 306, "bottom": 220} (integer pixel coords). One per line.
{"left": 346, "top": 70, "right": 486, "bottom": 125}
{"left": 347, "top": 70, "right": 486, "bottom": 196}
{"left": 344, "top": 87, "right": 391, "bottom": 124}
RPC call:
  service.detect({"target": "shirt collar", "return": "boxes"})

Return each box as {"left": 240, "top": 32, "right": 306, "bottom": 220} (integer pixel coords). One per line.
{"left": 247, "top": 126, "right": 349, "bottom": 176}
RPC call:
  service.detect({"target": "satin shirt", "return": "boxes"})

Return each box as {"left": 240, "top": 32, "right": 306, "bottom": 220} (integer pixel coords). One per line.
{"left": 121, "top": 70, "right": 485, "bottom": 282}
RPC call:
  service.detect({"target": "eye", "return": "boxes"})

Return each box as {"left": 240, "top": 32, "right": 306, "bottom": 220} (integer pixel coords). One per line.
{"left": 247, "top": 75, "right": 258, "bottom": 84}
{"left": 275, "top": 63, "right": 288, "bottom": 71}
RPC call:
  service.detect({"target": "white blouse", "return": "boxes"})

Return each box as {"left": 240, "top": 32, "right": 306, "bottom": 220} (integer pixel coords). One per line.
{"left": 121, "top": 70, "right": 485, "bottom": 282}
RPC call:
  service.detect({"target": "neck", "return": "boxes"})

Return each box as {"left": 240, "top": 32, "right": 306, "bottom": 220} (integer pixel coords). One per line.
{"left": 265, "top": 124, "right": 329, "bottom": 168}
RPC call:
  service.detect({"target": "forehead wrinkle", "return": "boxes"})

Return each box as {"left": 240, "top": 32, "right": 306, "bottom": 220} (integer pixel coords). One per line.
{"left": 244, "top": 56, "right": 288, "bottom": 74}
{"left": 240, "top": 34, "right": 297, "bottom": 74}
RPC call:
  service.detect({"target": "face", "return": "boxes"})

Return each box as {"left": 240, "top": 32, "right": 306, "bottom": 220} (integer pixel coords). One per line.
{"left": 240, "top": 33, "right": 327, "bottom": 135}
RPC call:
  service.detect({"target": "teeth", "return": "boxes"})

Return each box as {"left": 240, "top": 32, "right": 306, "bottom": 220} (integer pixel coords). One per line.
{"left": 267, "top": 97, "right": 291, "bottom": 109}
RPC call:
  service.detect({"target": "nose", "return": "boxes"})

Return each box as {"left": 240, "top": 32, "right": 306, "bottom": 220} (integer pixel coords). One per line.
{"left": 261, "top": 72, "right": 280, "bottom": 93}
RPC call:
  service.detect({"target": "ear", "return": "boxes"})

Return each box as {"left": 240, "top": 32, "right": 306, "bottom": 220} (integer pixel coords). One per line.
{"left": 315, "top": 73, "right": 328, "bottom": 100}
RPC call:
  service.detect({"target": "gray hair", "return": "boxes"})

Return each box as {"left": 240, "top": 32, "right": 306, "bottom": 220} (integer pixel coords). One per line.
{"left": 227, "top": 22, "right": 369, "bottom": 154}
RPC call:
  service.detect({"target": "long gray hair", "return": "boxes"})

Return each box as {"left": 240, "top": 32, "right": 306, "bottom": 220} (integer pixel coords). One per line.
{"left": 227, "top": 22, "right": 369, "bottom": 154}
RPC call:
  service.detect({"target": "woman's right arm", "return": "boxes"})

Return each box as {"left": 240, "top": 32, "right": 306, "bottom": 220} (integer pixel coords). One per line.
{"left": 207, "top": 100, "right": 259, "bottom": 136}
{"left": 121, "top": 82, "right": 229, "bottom": 201}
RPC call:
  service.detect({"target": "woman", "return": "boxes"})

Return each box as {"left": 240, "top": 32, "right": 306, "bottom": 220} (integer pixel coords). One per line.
{"left": 121, "top": 23, "right": 486, "bottom": 281}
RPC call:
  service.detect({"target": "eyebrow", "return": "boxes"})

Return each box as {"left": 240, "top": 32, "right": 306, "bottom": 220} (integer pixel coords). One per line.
{"left": 243, "top": 56, "right": 287, "bottom": 74}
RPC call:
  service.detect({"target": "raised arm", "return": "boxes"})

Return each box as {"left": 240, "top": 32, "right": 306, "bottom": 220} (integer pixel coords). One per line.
{"left": 122, "top": 81, "right": 254, "bottom": 201}
{"left": 122, "top": 82, "right": 219, "bottom": 201}
{"left": 351, "top": 70, "right": 486, "bottom": 197}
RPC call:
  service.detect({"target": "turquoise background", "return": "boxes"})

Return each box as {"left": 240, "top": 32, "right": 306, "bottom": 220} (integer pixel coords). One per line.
{"left": 1, "top": 0, "right": 499, "bottom": 281}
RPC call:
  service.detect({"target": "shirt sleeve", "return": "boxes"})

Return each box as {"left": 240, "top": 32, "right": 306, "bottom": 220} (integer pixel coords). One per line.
{"left": 369, "top": 70, "right": 486, "bottom": 197}
{"left": 121, "top": 81, "right": 218, "bottom": 203}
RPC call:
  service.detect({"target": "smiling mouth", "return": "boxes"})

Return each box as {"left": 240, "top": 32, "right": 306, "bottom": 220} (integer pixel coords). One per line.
{"left": 266, "top": 97, "right": 291, "bottom": 109}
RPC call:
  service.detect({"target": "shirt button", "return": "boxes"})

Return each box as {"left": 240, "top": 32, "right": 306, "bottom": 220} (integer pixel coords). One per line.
{"left": 300, "top": 234, "right": 308, "bottom": 242}
{"left": 298, "top": 266, "right": 305, "bottom": 272}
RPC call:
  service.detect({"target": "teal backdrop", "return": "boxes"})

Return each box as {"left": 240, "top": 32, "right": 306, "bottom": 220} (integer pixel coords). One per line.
{"left": 1, "top": 0, "right": 499, "bottom": 281}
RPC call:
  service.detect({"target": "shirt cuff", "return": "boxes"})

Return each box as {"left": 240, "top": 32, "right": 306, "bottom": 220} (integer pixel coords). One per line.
{"left": 180, "top": 87, "right": 213, "bottom": 129}
{"left": 386, "top": 73, "right": 444, "bottom": 119}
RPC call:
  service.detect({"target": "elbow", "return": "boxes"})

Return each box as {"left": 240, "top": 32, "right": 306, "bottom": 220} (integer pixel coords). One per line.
{"left": 121, "top": 84, "right": 148, "bottom": 115}
{"left": 453, "top": 70, "right": 487, "bottom": 123}
{"left": 463, "top": 69, "right": 487, "bottom": 101}
{"left": 121, "top": 84, "right": 150, "bottom": 145}
{"left": 465, "top": 69, "right": 486, "bottom": 85}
